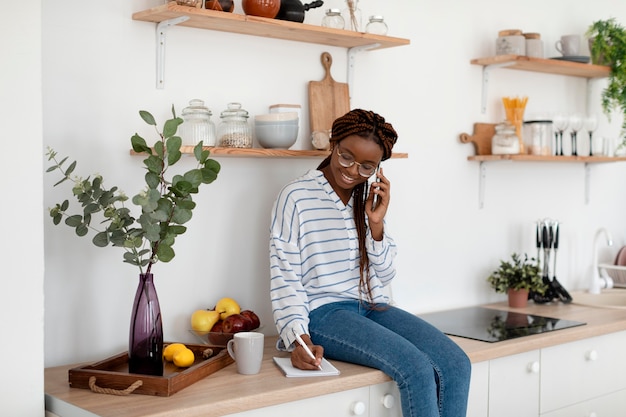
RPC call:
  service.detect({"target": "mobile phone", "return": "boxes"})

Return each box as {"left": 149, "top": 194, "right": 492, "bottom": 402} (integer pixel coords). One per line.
{"left": 371, "top": 169, "right": 380, "bottom": 210}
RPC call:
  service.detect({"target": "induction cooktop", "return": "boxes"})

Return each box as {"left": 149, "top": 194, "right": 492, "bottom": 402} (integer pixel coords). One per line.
{"left": 419, "top": 306, "right": 586, "bottom": 343}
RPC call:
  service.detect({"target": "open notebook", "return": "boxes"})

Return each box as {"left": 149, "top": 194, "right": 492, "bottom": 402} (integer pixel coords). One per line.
{"left": 273, "top": 357, "right": 340, "bottom": 377}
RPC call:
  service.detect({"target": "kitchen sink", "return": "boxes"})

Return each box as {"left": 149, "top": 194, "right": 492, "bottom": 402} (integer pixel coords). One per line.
{"left": 572, "top": 289, "right": 626, "bottom": 309}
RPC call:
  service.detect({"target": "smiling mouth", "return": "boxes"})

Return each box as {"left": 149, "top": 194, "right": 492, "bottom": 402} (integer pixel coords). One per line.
{"left": 340, "top": 171, "right": 358, "bottom": 184}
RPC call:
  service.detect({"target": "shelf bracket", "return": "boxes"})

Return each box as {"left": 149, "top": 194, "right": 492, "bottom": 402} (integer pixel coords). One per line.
{"left": 480, "top": 62, "right": 515, "bottom": 114}
{"left": 584, "top": 162, "right": 591, "bottom": 204}
{"left": 347, "top": 44, "right": 381, "bottom": 101}
{"left": 478, "top": 161, "right": 486, "bottom": 209}
{"left": 156, "top": 16, "right": 190, "bottom": 89}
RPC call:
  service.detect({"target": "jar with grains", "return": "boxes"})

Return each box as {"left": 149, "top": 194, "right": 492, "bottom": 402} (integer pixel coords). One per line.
{"left": 180, "top": 99, "right": 216, "bottom": 147}
{"left": 217, "top": 102, "right": 252, "bottom": 148}
{"left": 492, "top": 122, "right": 520, "bottom": 155}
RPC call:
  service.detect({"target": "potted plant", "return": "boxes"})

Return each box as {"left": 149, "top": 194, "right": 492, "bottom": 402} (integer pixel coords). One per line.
{"left": 487, "top": 253, "right": 546, "bottom": 308}
{"left": 586, "top": 18, "right": 626, "bottom": 148}
{"left": 45, "top": 106, "right": 221, "bottom": 375}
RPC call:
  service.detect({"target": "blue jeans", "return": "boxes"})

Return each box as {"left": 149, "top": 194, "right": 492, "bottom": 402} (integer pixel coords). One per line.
{"left": 308, "top": 301, "right": 471, "bottom": 417}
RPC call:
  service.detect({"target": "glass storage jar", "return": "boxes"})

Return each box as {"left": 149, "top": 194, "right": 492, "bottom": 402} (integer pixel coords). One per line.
{"left": 217, "top": 102, "right": 252, "bottom": 148}
{"left": 523, "top": 120, "right": 552, "bottom": 156}
{"left": 321, "top": 9, "right": 345, "bottom": 29}
{"left": 365, "top": 16, "right": 388, "bottom": 35}
{"left": 491, "top": 122, "right": 520, "bottom": 155}
{"left": 341, "top": 0, "right": 362, "bottom": 31}
{"left": 180, "top": 99, "right": 216, "bottom": 147}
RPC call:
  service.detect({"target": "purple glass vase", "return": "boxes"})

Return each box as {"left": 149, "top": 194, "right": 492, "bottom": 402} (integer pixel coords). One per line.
{"left": 128, "top": 273, "right": 164, "bottom": 376}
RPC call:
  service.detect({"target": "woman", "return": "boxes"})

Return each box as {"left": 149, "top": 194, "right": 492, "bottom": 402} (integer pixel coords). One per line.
{"left": 269, "top": 109, "right": 470, "bottom": 417}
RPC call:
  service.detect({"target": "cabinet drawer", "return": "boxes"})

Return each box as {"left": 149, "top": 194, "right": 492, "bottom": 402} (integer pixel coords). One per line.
{"left": 489, "top": 350, "right": 541, "bottom": 417}
{"left": 541, "top": 388, "right": 626, "bottom": 417}
{"left": 467, "top": 361, "right": 489, "bottom": 417}
{"left": 223, "top": 386, "right": 371, "bottom": 417}
{"left": 370, "top": 381, "right": 402, "bottom": 417}
{"left": 541, "top": 331, "right": 626, "bottom": 413}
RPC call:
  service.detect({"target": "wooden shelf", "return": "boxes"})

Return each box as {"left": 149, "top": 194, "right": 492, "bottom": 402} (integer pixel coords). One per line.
{"left": 471, "top": 55, "right": 610, "bottom": 78}
{"left": 468, "top": 154, "right": 626, "bottom": 162}
{"left": 132, "top": 3, "right": 410, "bottom": 50}
{"left": 130, "top": 147, "right": 409, "bottom": 159}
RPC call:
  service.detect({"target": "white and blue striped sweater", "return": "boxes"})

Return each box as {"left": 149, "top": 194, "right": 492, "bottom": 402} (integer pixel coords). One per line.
{"left": 269, "top": 170, "right": 397, "bottom": 349}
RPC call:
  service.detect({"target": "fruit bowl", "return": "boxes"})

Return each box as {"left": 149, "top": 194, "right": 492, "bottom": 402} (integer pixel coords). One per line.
{"left": 189, "top": 326, "right": 263, "bottom": 347}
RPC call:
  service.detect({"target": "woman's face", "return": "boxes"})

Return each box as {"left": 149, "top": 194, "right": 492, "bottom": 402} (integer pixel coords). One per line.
{"left": 325, "top": 134, "right": 383, "bottom": 193}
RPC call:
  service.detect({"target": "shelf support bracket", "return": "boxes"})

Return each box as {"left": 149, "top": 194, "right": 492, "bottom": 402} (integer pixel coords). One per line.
{"left": 156, "top": 16, "right": 190, "bottom": 89}
{"left": 478, "top": 161, "right": 486, "bottom": 209}
{"left": 481, "top": 62, "right": 515, "bottom": 114}
{"left": 584, "top": 162, "right": 591, "bottom": 204}
{"left": 347, "top": 44, "right": 381, "bottom": 102}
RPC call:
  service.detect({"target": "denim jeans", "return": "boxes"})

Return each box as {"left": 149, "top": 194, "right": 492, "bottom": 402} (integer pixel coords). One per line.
{"left": 308, "top": 301, "right": 471, "bottom": 417}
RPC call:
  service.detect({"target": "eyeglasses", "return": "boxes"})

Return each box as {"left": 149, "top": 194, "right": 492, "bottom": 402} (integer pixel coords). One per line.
{"left": 336, "top": 147, "right": 378, "bottom": 177}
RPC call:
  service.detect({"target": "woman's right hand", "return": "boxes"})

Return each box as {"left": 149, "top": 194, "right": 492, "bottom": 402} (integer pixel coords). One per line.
{"left": 290, "top": 334, "right": 324, "bottom": 370}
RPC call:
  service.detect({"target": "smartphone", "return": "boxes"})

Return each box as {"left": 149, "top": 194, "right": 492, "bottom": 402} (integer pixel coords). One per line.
{"left": 371, "top": 168, "right": 380, "bottom": 210}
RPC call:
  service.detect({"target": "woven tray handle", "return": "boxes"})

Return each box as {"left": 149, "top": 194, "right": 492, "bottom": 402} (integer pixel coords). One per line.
{"left": 88, "top": 376, "right": 143, "bottom": 396}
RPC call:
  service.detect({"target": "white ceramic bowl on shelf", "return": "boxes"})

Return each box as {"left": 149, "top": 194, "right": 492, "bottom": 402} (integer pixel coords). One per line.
{"left": 255, "top": 121, "right": 299, "bottom": 149}
{"left": 254, "top": 112, "right": 299, "bottom": 122}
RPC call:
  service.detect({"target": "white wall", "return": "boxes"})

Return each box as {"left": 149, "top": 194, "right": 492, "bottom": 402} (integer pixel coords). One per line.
{"left": 0, "top": 2, "right": 44, "bottom": 415}
{"left": 41, "top": 0, "right": 626, "bottom": 370}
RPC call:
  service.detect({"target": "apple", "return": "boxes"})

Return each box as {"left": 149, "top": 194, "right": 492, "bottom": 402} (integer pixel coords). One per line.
{"left": 215, "top": 297, "right": 241, "bottom": 320}
{"left": 191, "top": 309, "right": 220, "bottom": 332}
{"left": 222, "top": 313, "right": 252, "bottom": 333}
{"left": 240, "top": 310, "right": 260, "bottom": 330}
{"left": 211, "top": 320, "right": 224, "bottom": 333}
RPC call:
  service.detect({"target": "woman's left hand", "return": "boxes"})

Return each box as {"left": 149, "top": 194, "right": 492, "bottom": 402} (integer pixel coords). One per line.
{"left": 365, "top": 167, "right": 389, "bottom": 240}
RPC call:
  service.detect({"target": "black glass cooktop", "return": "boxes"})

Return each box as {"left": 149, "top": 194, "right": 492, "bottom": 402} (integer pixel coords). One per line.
{"left": 419, "top": 306, "right": 586, "bottom": 343}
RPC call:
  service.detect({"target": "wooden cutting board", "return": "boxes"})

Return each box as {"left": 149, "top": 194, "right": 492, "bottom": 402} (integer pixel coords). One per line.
{"left": 308, "top": 52, "right": 350, "bottom": 134}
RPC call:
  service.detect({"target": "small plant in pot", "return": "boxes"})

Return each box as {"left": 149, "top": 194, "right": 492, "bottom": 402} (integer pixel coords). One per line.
{"left": 487, "top": 253, "right": 546, "bottom": 308}
{"left": 586, "top": 18, "right": 626, "bottom": 148}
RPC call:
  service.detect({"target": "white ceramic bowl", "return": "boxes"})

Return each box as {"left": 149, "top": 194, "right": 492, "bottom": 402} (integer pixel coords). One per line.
{"left": 255, "top": 123, "right": 299, "bottom": 149}
{"left": 255, "top": 112, "right": 299, "bottom": 122}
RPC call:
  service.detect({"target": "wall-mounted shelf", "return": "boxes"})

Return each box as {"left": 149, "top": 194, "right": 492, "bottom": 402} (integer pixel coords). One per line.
{"left": 469, "top": 155, "right": 626, "bottom": 209}
{"left": 130, "top": 146, "right": 408, "bottom": 159}
{"left": 132, "top": 2, "right": 410, "bottom": 88}
{"left": 470, "top": 55, "right": 610, "bottom": 113}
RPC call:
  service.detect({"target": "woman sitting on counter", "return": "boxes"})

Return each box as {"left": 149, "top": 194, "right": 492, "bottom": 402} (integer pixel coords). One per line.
{"left": 269, "top": 109, "right": 471, "bottom": 417}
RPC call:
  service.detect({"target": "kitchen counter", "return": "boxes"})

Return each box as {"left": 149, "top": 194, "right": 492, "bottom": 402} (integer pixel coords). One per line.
{"left": 45, "top": 302, "right": 626, "bottom": 417}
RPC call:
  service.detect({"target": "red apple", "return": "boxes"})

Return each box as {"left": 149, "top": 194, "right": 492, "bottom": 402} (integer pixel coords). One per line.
{"left": 211, "top": 320, "right": 223, "bottom": 333}
{"left": 240, "top": 310, "right": 261, "bottom": 330}
{"left": 222, "top": 313, "right": 252, "bottom": 333}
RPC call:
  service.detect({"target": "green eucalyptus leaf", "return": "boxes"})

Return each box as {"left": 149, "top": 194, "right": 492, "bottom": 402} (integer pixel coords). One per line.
{"left": 145, "top": 171, "right": 160, "bottom": 189}
{"left": 157, "top": 243, "right": 175, "bottom": 263}
{"left": 65, "top": 215, "right": 83, "bottom": 227}
{"left": 172, "top": 206, "right": 192, "bottom": 224}
{"left": 163, "top": 118, "right": 183, "bottom": 138}
{"left": 131, "top": 134, "right": 151, "bottom": 154}
{"left": 65, "top": 161, "right": 77, "bottom": 176}
{"left": 143, "top": 155, "right": 163, "bottom": 174}
{"left": 93, "top": 231, "right": 110, "bottom": 247}
{"left": 154, "top": 141, "right": 165, "bottom": 159}
{"left": 139, "top": 110, "right": 157, "bottom": 126}
{"left": 76, "top": 223, "right": 89, "bottom": 237}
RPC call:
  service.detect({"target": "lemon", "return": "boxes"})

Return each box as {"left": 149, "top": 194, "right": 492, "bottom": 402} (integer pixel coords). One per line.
{"left": 163, "top": 343, "right": 187, "bottom": 362}
{"left": 173, "top": 347, "right": 195, "bottom": 367}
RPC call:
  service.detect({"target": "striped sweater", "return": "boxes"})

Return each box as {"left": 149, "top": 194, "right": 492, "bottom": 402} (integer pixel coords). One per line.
{"left": 269, "top": 170, "right": 397, "bottom": 349}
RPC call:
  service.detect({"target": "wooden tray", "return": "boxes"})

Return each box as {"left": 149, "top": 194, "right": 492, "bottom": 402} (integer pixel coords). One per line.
{"left": 68, "top": 343, "right": 234, "bottom": 397}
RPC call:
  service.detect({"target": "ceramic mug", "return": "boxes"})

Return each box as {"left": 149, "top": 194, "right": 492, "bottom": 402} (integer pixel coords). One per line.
{"left": 227, "top": 332, "right": 264, "bottom": 375}
{"left": 555, "top": 35, "right": 580, "bottom": 56}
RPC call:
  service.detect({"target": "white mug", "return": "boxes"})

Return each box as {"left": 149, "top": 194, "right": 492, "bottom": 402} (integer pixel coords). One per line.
{"left": 555, "top": 35, "right": 580, "bottom": 56}
{"left": 227, "top": 332, "right": 264, "bottom": 375}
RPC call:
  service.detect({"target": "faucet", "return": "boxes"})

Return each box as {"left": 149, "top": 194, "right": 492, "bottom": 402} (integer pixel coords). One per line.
{"left": 589, "top": 227, "right": 614, "bottom": 294}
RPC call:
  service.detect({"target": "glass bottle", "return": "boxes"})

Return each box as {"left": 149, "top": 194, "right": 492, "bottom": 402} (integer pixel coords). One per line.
{"left": 341, "top": 0, "right": 362, "bottom": 32}
{"left": 365, "top": 16, "right": 388, "bottom": 35}
{"left": 129, "top": 273, "right": 163, "bottom": 376}
{"left": 217, "top": 102, "right": 252, "bottom": 148}
{"left": 180, "top": 99, "right": 216, "bottom": 147}
{"left": 491, "top": 122, "right": 521, "bottom": 155}
{"left": 321, "top": 9, "right": 345, "bottom": 30}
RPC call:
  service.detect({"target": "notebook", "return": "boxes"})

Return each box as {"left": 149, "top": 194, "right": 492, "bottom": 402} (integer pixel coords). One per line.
{"left": 273, "top": 357, "right": 340, "bottom": 377}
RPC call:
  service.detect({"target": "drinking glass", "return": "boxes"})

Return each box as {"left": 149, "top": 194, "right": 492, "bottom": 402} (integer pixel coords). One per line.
{"left": 552, "top": 113, "right": 569, "bottom": 156}
{"left": 584, "top": 114, "right": 599, "bottom": 156}
{"left": 568, "top": 113, "right": 584, "bottom": 156}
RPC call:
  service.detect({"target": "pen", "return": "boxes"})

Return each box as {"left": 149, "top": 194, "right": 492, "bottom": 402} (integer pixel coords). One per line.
{"left": 293, "top": 329, "right": 323, "bottom": 371}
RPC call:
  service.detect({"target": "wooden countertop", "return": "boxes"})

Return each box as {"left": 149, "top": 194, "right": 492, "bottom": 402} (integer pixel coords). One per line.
{"left": 45, "top": 302, "right": 626, "bottom": 417}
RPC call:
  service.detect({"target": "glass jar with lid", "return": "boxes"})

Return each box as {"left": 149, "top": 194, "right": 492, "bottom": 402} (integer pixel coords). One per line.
{"left": 491, "top": 121, "right": 520, "bottom": 155}
{"left": 365, "top": 16, "right": 388, "bottom": 35}
{"left": 180, "top": 99, "right": 216, "bottom": 147}
{"left": 217, "top": 102, "right": 252, "bottom": 148}
{"left": 321, "top": 9, "right": 345, "bottom": 29}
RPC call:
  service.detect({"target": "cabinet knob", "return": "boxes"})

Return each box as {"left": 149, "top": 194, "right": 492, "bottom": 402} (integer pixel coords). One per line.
{"left": 351, "top": 401, "right": 366, "bottom": 415}
{"left": 382, "top": 393, "right": 395, "bottom": 409}
{"left": 585, "top": 350, "right": 598, "bottom": 361}
{"left": 527, "top": 361, "right": 540, "bottom": 373}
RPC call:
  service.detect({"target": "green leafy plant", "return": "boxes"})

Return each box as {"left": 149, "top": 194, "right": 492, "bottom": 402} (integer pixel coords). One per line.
{"left": 46, "top": 106, "right": 221, "bottom": 274}
{"left": 586, "top": 18, "right": 626, "bottom": 145}
{"left": 487, "top": 253, "right": 546, "bottom": 294}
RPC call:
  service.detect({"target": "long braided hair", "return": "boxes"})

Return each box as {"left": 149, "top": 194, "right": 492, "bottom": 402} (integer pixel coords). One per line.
{"left": 317, "top": 109, "right": 398, "bottom": 304}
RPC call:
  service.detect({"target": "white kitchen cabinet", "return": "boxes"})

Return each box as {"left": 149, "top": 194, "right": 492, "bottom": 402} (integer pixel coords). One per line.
{"left": 223, "top": 382, "right": 400, "bottom": 417}
{"left": 541, "top": 389, "right": 626, "bottom": 417}
{"left": 467, "top": 361, "right": 489, "bottom": 417}
{"left": 540, "top": 330, "right": 626, "bottom": 414}
{"left": 488, "top": 350, "right": 541, "bottom": 417}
